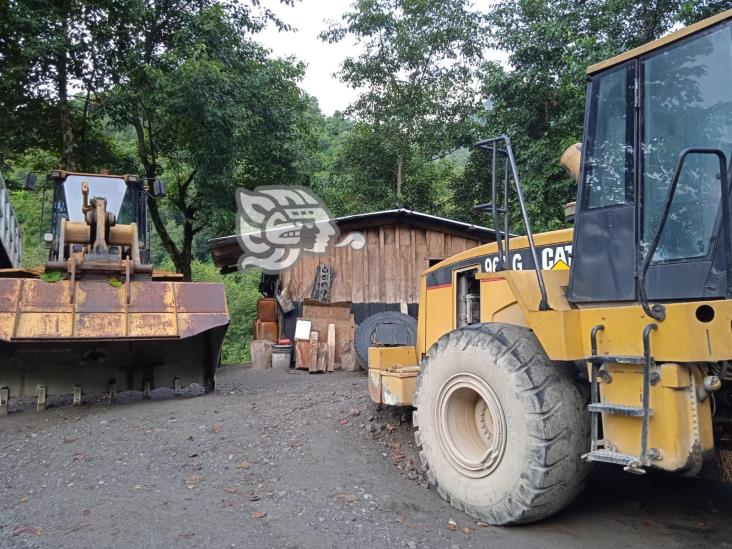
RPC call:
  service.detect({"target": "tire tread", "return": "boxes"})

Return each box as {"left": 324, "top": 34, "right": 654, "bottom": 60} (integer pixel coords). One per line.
{"left": 413, "top": 323, "right": 591, "bottom": 525}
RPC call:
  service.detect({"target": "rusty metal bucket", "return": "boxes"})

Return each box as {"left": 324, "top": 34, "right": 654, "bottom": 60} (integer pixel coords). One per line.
{"left": 0, "top": 277, "right": 229, "bottom": 407}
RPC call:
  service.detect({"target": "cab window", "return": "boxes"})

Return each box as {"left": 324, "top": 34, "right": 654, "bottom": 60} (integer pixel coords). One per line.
{"left": 582, "top": 63, "right": 635, "bottom": 209}
{"left": 641, "top": 22, "right": 732, "bottom": 262}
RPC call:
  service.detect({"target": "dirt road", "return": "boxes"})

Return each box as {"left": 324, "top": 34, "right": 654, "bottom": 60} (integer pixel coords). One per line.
{"left": 1, "top": 365, "right": 730, "bottom": 548}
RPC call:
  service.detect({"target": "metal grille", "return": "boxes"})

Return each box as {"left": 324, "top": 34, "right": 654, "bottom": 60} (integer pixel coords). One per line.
{"left": 311, "top": 264, "right": 335, "bottom": 303}
{"left": 0, "top": 173, "right": 22, "bottom": 268}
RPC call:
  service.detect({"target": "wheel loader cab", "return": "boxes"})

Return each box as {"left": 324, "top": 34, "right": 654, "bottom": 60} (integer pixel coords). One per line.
{"left": 47, "top": 171, "right": 150, "bottom": 264}
{"left": 570, "top": 17, "right": 732, "bottom": 304}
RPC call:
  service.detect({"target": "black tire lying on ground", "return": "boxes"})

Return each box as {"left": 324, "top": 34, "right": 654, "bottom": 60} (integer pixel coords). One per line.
{"left": 355, "top": 311, "right": 417, "bottom": 369}
{"left": 413, "top": 322, "right": 591, "bottom": 525}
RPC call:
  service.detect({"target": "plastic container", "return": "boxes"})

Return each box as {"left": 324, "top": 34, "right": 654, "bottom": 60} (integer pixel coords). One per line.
{"left": 272, "top": 344, "right": 292, "bottom": 370}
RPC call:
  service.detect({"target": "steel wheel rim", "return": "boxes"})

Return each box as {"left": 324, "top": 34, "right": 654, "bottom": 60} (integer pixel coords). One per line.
{"left": 435, "top": 372, "right": 507, "bottom": 478}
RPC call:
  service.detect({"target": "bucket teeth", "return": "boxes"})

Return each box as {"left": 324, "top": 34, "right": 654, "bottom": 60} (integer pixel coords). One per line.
{"left": 143, "top": 381, "right": 151, "bottom": 399}
{"left": 36, "top": 386, "right": 47, "bottom": 413}
{"left": 108, "top": 380, "right": 117, "bottom": 403}
{"left": 174, "top": 377, "right": 182, "bottom": 396}
{"left": 72, "top": 385, "right": 82, "bottom": 406}
{"left": 0, "top": 387, "right": 8, "bottom": 416}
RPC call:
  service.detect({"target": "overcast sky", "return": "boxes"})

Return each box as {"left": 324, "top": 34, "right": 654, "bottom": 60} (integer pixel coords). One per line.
{"left": 255, "top": 1, "right": 510, "bottom": 116}
{"left": 256, "top": 1, "right": 361, "bottom": 116}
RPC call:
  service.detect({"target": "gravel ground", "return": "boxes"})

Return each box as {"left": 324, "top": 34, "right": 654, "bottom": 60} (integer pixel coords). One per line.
{"left": 1, "top": 364, "right": 731, "bottom": 549}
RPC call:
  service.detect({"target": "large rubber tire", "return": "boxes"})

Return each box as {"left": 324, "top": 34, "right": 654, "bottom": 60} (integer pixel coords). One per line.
{"left": 355, "top": 311, "right": 417, "bottom": 369}
{"left": 413, "top": 323, "right": 590, "bottom": 525}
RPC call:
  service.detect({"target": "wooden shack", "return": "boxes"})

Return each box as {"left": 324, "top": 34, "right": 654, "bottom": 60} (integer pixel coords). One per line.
{"left": 209, "top": 208, "right": 496, "bottom": 326}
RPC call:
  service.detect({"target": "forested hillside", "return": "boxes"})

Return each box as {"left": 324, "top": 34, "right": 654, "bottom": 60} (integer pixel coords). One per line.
{"left": 0, "top": 0, "right": 721, "bottom": 361}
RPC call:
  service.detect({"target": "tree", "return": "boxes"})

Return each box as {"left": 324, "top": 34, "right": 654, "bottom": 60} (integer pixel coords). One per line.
{"left": 0, "top": 0, "right": 138, "bottom": 170}
{"left": 317, "top": 122, "right": 456, "bottom": 217}
{"left": 679, "top": 1, "right": 732, "bottom": 23}
{"left": 322, "top": 0, "right": 487, "bottom": 203}
{"left": 1, "top": 0, "right": 316, "bottom": 279}
{"left": 452, "top": 0, "right": 691, "bottom": 232}
{"left": 106, "top": 3, "right": 314, "bottom": 280}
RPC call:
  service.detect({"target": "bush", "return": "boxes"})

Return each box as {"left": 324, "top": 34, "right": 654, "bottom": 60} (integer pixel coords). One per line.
{"left": 190, "top": 261, "right": 260, "bottom": 364}
{"left": 9, "top": 188, "right": 49, "bottom": 268}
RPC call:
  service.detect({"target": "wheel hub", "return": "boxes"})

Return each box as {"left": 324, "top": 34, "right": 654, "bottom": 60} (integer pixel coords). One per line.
{"left": 435, "top": 373, "right": 507, "bottom": 478}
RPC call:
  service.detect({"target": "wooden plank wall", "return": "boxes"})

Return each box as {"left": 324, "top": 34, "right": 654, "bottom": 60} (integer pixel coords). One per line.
{"left": 280, "top": 223, "right": 483, "bottom": 304}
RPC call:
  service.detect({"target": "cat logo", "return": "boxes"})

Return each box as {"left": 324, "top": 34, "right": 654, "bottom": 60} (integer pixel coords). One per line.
{"left": 541, "top": 244, "right": 572, "bottom": 271}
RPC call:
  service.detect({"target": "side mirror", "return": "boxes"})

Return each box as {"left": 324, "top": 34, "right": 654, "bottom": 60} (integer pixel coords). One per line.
{"left": 25, "top": 173, "right": 37, "bottom": 191}
{"left": 152, "top": 179, "right": 166, "bottom": 198}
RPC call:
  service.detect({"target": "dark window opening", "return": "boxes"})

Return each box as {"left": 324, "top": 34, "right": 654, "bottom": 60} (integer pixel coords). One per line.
{"left": 456, "top": 268, "right": 480, "bottom": 329}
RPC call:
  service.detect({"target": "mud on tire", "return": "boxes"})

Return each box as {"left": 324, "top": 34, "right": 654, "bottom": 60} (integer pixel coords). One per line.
{"left": 413, "top": 323, "right": 590, "bottom": 525}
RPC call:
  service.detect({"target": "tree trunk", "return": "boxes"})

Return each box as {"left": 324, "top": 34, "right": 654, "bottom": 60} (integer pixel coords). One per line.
{"left": 181, "top": 218, "right": 194, "bottom": 282}
{"left": 133, "top": 116, "right": 195, "bottom": 281}
{"left": 144, "top": 177, "right": 195, "bottom": 282}
{"left": 145, "top": 190, "right": 190, "bottom": 279}
{"left": 57, "top": 0, "right": 74, "bottom": 170}
{"left": 132, "top": 118, "right": 197, "bottom": 282}
{"left": 396, "top": 154, "right": 404, "bottom": 206}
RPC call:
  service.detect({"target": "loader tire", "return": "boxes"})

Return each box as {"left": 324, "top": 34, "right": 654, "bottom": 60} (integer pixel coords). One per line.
{"left": 413, "top": 323, "right": 590, "bottom": 525}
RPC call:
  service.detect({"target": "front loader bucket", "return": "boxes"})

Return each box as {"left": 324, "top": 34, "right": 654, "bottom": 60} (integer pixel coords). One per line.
{"left": 0, "top": 277, "right": 229, "bottom": 407}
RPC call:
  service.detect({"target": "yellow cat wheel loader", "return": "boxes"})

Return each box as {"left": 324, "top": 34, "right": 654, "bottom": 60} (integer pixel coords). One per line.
{"left": 367, "top": 10, "right": 732, "bottom": 525}
{"left": 0, "top": 170, "right": 229, "bottom": 413}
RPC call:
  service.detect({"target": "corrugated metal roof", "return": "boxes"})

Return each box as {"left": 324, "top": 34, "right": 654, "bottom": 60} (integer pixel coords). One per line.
{"left": 331, "top": 208, "right": 496, "bottom": 238}
{"left": 207, "top": 208, "right": 498, "bottom": 273}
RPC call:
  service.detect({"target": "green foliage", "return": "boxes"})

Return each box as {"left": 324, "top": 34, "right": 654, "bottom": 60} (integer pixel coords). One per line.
{"left": 190, "top": 261, "right": 260, "bottom": 364}
{"left": 6, "top": 151, "right": 59, "bottom": 270}
{"left": 322, "top": 0, "right": 487, "bottom": 201}
{"left": 40, "top": 271, "right": 64, "bottom": 283}
{"left": 679, "top": 1, "right": 732, "bottom": 23}
{"left": 5, "top": 149, "right": 60, "bottom": 268}
{"left": 315, "top": 123, "right": 458, "bottom": 217}
{"left": 448, "top": 149, "right": 492, "bottom": 226}
{"left": 100, "top": 3, "right": 317, "bottom": 280}
{"left": 8, "top": 189, "right": 48, "bottom": 269}
{"left": 451, "top": 0, "right": 695, "bottom": 232}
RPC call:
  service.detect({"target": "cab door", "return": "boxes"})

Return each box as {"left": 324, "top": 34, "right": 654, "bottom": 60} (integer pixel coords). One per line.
{"left": 569, "top": 61, "right": 637, "bottom": 303}
{"left": 638, "top": 22, "right": 732, "bottom": 300}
